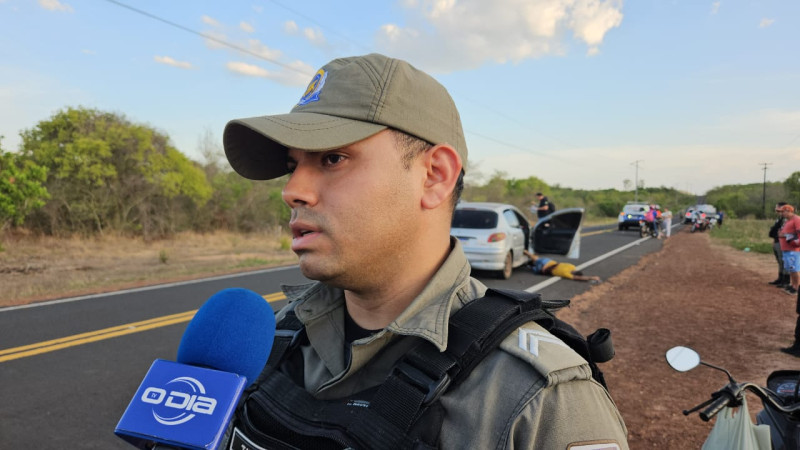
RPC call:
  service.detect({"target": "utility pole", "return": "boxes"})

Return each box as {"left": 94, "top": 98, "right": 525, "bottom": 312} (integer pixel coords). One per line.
{"left": 631, "top": 160, "right": 642, "bottom": 202}
{"left": 760, "top": 162, "right": 772, "bottom": 219}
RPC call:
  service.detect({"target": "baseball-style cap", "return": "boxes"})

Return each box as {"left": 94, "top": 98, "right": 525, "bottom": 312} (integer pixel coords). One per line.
{"left": 778, "top": 204, "right": 795, "bottom": 213}
{"left": 223, "top": 53, "right": 467, "bottom": 180}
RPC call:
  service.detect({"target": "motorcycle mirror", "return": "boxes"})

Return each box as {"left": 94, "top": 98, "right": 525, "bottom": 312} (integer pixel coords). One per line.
{"left": 665, "top": 346, "right": 701, "bottom": 372}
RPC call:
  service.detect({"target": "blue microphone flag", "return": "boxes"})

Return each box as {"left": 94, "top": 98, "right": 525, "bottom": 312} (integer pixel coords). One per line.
{"left": 115, "top": 359, "right": 246, "bottom": 450}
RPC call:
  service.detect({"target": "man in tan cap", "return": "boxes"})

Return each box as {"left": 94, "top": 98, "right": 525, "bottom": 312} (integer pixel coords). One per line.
{"left": 222, "top": 54, "right": 628, "bottom": 449}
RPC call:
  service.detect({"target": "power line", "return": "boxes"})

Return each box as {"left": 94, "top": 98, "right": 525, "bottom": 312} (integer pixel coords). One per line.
{"left": 458, "top": 97, "right": 580, "bottom": 151}
{"left": 98, "top": 0, "right": 606, "bottom": 175}
{"left": 99, "top": 0, "right": 313, "bottom": 76}
{"left": 266, "top": 0, "right": 370, "bottom": 53}
{"left": 466, "top": 130, "right": 576, "bottom": 165}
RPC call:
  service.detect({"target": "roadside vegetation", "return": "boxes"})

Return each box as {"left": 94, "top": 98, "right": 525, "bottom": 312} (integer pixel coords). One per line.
{"left": 709, "top": 219, "right": 774, "bottom": 254}
{"left": 1, "top": 106, "right": 800, "bottom": 305}
{"left": 3, "top": 106, "right": 799, "bottom": 242}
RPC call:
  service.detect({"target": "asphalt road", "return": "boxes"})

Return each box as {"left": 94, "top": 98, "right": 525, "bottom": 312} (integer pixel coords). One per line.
{"left": 0, "top": 224, "right": 669, "bottom": 448}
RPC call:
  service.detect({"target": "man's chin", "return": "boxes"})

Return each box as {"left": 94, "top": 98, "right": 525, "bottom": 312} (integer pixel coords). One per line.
{"left": 298, "top": 257, "right": 338, "bottom": 283}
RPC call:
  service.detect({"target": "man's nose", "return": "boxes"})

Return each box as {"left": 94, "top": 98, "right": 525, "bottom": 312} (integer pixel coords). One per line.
{"left": 282, "top": 164, "right": 318, "bottom": 208}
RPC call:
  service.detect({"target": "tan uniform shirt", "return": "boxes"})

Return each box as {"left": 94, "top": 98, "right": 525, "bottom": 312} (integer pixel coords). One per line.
{"left": 276, "top": 239, "right": 629, "bottom": 449}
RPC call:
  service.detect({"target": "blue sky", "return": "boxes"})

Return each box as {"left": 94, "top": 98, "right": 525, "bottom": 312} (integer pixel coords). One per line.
{"left": 1, "top": 0, "right": 798, "bottom": 195}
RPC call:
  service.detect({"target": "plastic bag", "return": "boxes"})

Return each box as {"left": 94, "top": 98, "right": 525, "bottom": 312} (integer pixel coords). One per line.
{"left": 701, "top": 397, "right": 771, "bottom": 450}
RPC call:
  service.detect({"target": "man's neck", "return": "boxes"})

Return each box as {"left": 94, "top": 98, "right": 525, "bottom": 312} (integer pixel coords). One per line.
{"left": 343, "top": 237, "right": 452, "bottom": 330}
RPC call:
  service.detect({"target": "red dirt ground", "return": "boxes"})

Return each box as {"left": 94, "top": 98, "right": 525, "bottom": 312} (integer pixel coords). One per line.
{"left": 558, "top": 229, "right": 799, "bottom": 448}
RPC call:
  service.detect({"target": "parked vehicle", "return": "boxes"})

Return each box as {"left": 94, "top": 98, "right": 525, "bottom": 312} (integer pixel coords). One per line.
{"left": 684, "top": 204, "right": 718, "bottom": 224}
{"left": 666, "top": 346, "right": 800, "bottom": 449}
{"left": 451, "top": 202, "right": 583, "bottom": 279}
{"left": 690, "top": 210, "right": 711, "bottom": 233}
{"left": 618, "top": 202, "right": 649, "bottom": 230}
{"left": 451, "top": 202, "right": 531, "bottom": 279}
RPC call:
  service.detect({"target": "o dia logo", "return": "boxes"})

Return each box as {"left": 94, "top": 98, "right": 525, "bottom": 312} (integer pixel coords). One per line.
{"left": 140, "top": 376, "right": 218, "bottom": 425}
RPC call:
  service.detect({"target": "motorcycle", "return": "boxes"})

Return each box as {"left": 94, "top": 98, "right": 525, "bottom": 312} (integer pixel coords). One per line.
{"left": 691, "top": 213, "right": 710, "bottom": 233}
{"left": 666, "top": 346, "right": 800, "bottom": 449}
{"left": 639, "top": 219, "right": 660, "bottom": 238}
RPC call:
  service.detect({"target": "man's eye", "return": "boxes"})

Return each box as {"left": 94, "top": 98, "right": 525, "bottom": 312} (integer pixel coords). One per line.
{"left": 322, "top": 154, "right": 345, "bottom": 166}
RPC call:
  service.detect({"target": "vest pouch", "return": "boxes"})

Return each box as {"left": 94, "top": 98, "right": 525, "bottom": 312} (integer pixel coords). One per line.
{"left": 237, "top": 369, "right": 364, "bottom": 450}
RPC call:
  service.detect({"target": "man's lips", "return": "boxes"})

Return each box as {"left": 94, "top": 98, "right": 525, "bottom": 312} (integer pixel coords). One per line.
{"left": 289, "top": 221, "right": 321, "bottom": 249}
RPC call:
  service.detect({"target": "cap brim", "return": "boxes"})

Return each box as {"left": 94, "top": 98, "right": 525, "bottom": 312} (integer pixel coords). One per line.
{"left": 223, "top": 112, "right": 387, "bottom": 180}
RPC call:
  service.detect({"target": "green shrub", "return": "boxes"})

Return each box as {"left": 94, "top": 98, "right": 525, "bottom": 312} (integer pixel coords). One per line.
{"left": 710, "top": 219, "right": 773, "bottom": 254}
{"left": 279, "top": 235, "right": 291, "bottom": 251}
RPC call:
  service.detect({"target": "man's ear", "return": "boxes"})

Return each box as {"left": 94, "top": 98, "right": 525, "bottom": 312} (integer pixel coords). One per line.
{"left": 420, "top": 144, "right": 462, "bottom": 210}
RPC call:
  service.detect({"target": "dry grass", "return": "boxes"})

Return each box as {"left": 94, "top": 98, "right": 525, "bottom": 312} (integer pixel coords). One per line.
{"left": 0, "top": 229, "right": 298, "bottom": 307}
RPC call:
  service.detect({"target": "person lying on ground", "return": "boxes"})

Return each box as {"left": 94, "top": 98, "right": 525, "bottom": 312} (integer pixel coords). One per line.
{"left": 523, "top": 249, "right": 601, "bottom": 283}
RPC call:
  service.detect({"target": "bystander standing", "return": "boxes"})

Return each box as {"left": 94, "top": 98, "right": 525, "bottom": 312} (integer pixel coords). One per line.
{"left": 661, "top": 208, "right": 673, "bottom": 238}
{"left": 532, "top": 192, "right": 554, "bottom": 219}
{"left": 777, "top": 204, "right": 800, "bottom": 357}
{"left": 769, "top": 202, "right": 790, "bottom": 288}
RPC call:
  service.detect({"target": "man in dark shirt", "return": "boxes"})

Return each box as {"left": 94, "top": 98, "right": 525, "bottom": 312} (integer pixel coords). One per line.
{"left": 533, "top": 192, "right": 553, "bottom": 219}
{"left": 769, "top": 202, "right": 789, "bottom": 287}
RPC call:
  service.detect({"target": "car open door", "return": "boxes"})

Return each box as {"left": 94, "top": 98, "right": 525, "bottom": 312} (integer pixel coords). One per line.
{"left": 531, "top": 208, "right": 583, "bottom": 258}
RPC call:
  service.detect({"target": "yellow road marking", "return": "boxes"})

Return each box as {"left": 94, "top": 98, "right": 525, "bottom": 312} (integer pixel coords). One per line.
{"left": 582, "top": 228, "right": 613, "bottom": 237}
{"left": 0, "top": 292, "right": 286, "bottom": 363}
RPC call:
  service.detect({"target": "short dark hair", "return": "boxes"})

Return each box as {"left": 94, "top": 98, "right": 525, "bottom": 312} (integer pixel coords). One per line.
{"left": 391, "top": 129, "right": 463, "bottom": 211}
{"left": 535, "top": 192, "right": 543, "bottom": 196}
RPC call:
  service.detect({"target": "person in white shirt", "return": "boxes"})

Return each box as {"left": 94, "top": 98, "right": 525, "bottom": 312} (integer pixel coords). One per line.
{"left": 662, "top": 208, "right": 673, "bottom": 238}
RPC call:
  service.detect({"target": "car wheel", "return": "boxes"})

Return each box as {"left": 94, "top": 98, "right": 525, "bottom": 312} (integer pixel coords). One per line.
{"left": 498, "top": 251, "right": 513, "bottom": 279}
{"left": 618, "top": 224, "right": 623, "bottom": 231}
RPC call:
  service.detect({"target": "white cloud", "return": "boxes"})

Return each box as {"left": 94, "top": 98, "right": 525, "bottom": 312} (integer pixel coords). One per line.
{"left": 253, "top": 5, "right": 263, "bottom": 13}
{"left": 284, "top": 20, "right": 299, "bottom": 34}
{"left": 203, "top": 30, "right": 229, "bottom": 50}
{"left": 226, "top": 60, "right": 313, "bottom": 86}
{"left": 246, "top": 39, "right": 282, "bottom": 60}
{"left": 759, "top": 18, "right": 775, "bottom": 28}
{"left": 227, "top": 61, "right": 270, "bottom": 77}
{"left": 154, "top": 55, "right": 193, "bottom": 69}
{"left": 38, "top": 0, "right": 73, "bottom": 13}
{"left": 240, "top": 21, "right": 254, "bottom": 33}
{"left": 711, "top": 1, "right": 721, "bottom": 15}
{"left": 81, "top": 49, "right": 96, "bottom": 55}
{"left": 202, "top": 15, "right": 221, "bottom": 27}
{"left": 376, "top": 0, "right": 623, "bottom": 72}
{"left": 303, "top": 27, "right": 327, "bottom": 46}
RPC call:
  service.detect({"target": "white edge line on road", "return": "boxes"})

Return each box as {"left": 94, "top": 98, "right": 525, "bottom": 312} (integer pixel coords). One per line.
{"left": 523, "top": 221, "right": 682, "bottom": 293}
{"left": 0, "top": 265, "right": 300, "bottom": 313}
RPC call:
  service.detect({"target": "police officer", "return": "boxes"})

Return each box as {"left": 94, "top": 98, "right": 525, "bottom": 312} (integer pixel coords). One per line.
{"left": 533, "top": 192, "right": 554, "bottom": 219}
{"left": 222, "top": 53, "right": 628, "bottom": 449}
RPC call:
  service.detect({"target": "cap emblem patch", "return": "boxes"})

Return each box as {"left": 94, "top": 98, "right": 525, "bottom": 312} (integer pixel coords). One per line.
{"left": 297, "top": 69, "right": 327, "bottom": 106}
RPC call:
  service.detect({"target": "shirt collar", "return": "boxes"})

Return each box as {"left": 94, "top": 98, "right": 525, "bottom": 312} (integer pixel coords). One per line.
{"left": 280, "top": 238, "right": 485, "bottom": 351}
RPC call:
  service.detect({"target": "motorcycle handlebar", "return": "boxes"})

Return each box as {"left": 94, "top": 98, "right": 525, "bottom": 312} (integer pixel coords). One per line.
{"left": 699, "top": 393, "right": 733, "bottom": 421}
{"left": 688, "top": 382, "right": 800, "bottom": 422}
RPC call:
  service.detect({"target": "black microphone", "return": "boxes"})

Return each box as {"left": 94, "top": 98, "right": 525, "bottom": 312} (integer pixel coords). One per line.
{"left": 115, "top": 288, "right": 276, "bottom": 450}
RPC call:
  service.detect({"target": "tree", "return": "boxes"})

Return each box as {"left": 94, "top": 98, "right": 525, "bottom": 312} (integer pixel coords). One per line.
{"left": 0, "top": 137, "right": 49, "bottom": 230}
{"left": 785, "top": 171, "right": 800, "bottom": 206}
{"left": 623, "top": 179, "right": 632, "bottom": 190}
{"left": 20, "top": 107, "right": 211, "bottom": 237}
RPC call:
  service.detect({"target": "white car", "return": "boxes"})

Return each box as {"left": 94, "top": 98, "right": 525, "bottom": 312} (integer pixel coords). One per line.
{"left": 451, "top": 202, "right": 583, "bottom": 279}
